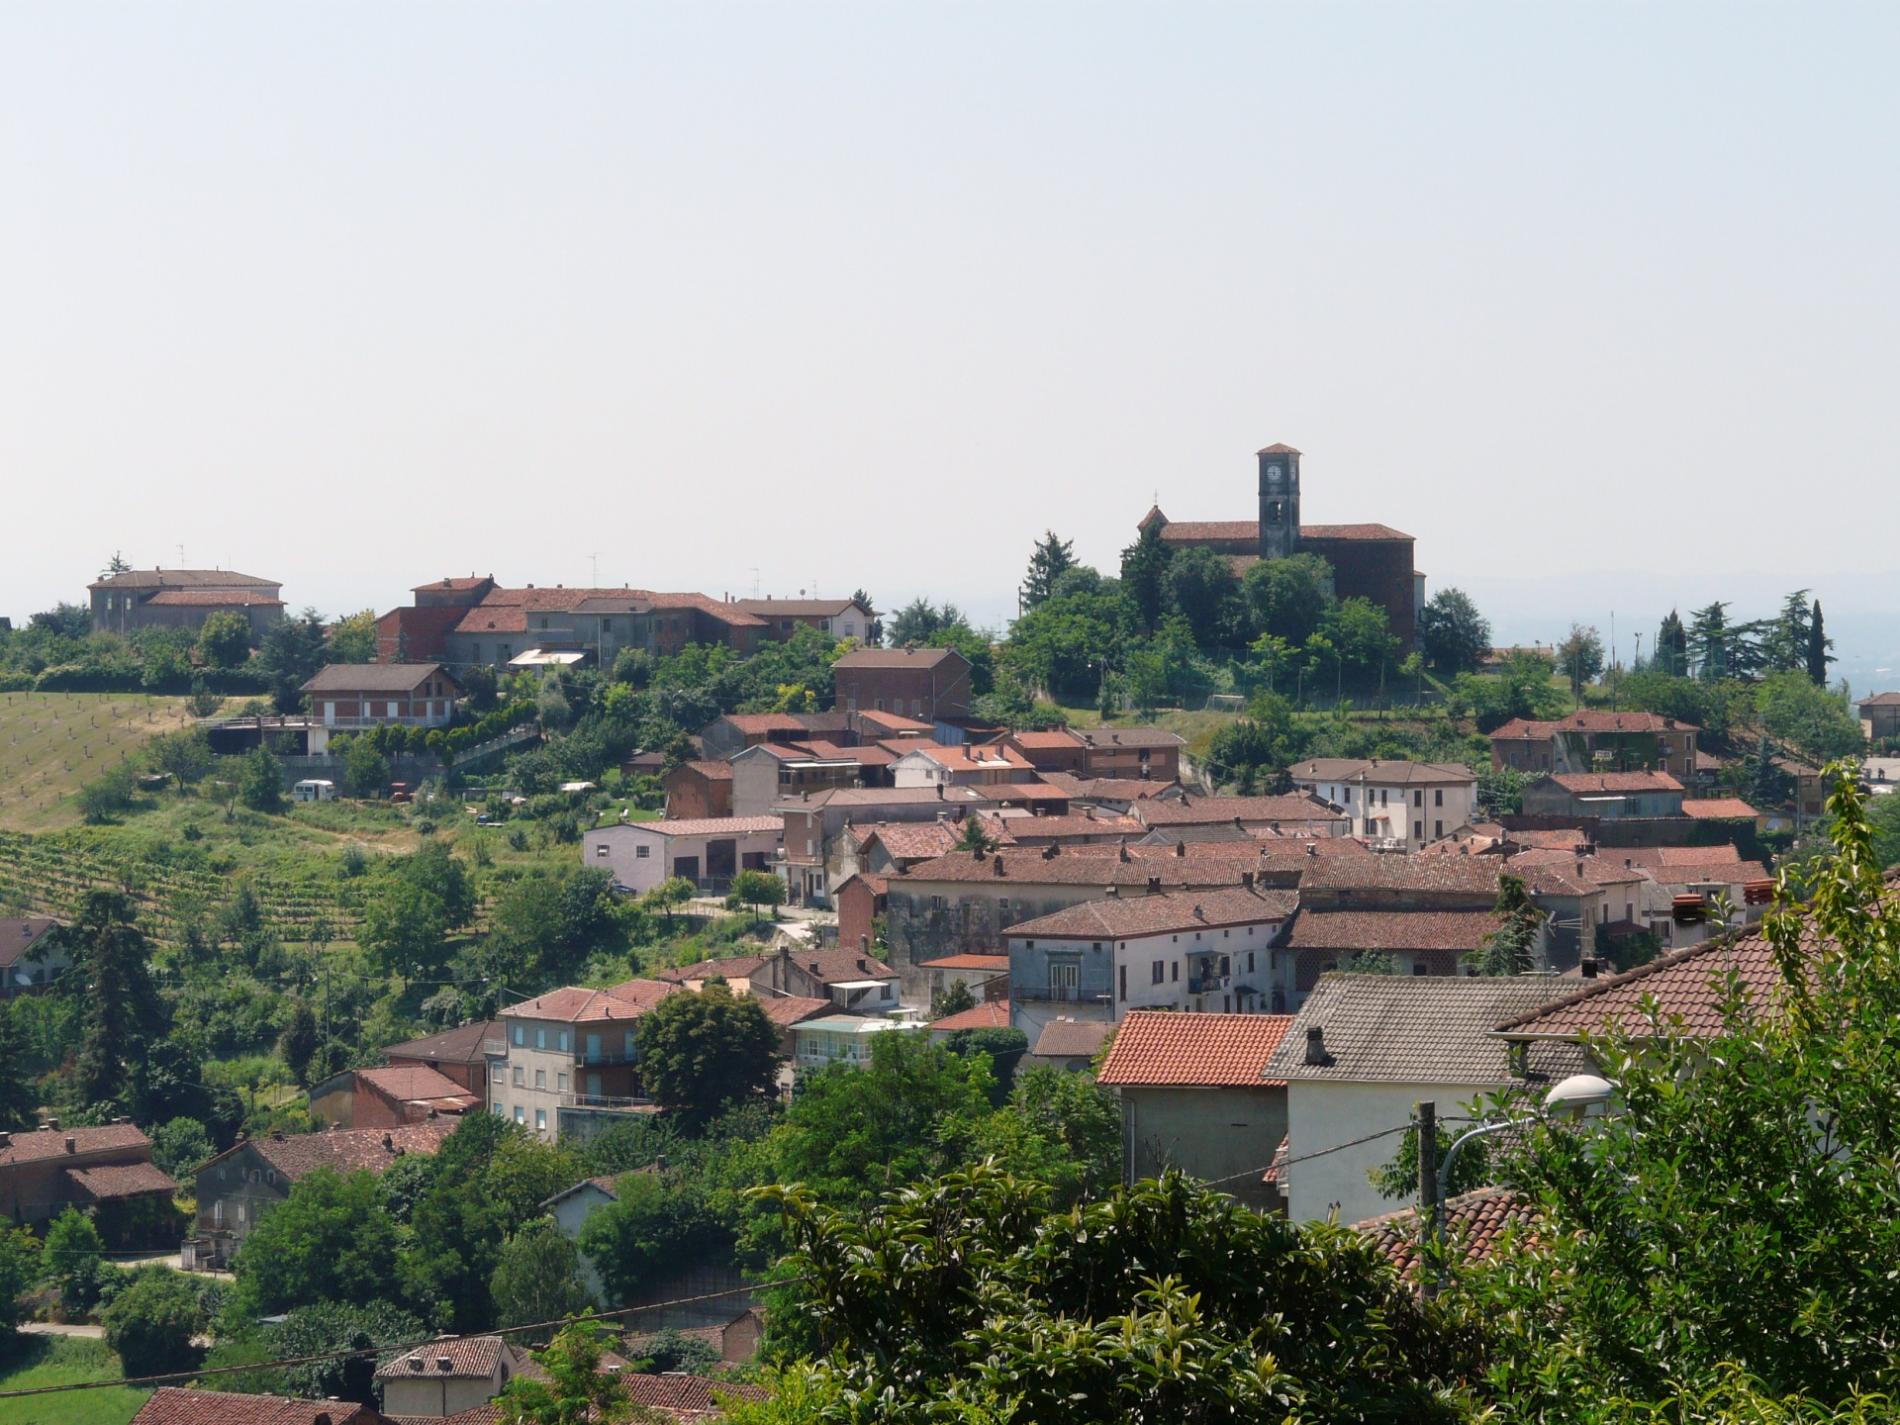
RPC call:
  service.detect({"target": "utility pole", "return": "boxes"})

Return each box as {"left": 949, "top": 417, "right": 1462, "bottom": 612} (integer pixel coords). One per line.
{"left": 1416, "top": 1100, "right": 1440, "bottom": 1300}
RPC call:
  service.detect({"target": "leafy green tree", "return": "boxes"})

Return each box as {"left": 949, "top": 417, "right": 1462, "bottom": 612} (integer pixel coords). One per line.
{"left": 254, "top": 609, "right": 329, "bottom": 710}
{"left": 150, "top": 1116, "right": 214, "bottom": 1179}
{"left": 1745, "top": 734, "right": 1795, "bottom": 809}
{"left": 402, "top": 1114, "right": 579, "bottom": 1333}
{"left": 756, "top": 1164, "right": 1462, "bottom": 1421}
{"left": 1203, "top": 691, "right": 1306, "bottom": 791}
{"left": 1761, "top": 590, "right": 1814, "bottom": 674}
{"left": 637, "top": 985, "right": 777, "bottom": 1126}
{"left": 338, "top": 734, "right": 391, "bottom": 797}
{"left": 473, "top": 866, "right": 625, "bottom": 989}
{"left": 1368, "top": 1117, "right": 1491, "bottom": 1202}
{"left": 1653, "top": 608, "right": 1690, "bottom": 677}
{"left": 731, "top": 869, "right": 785, "bottom": 920}
{"left": 1162, "top": 546, "right": 1240, "bottom": 649}
{"left": 1459, "top": 770, "right": 1900, "bottom": 1413}
{"left": 1321, "top": 596, "right": 1400, "bottom": 692}
{"left": 1241, "top": 553, "right": 1335, "bottom": 650}
{"left": 195, "top": 610, "right": 254, "bottom": 671}
{"left": 929, "top": 979, "right": 977, "bottom": 1021}
{"left": 642, "top": 875, "right": 696, "bottom": 932}
{"left": 1555, "top": 623, "right": 1606, "bottom": 696}
{"left": 238, "top": 744, "right": 285, "bottom": 811}
{"left": 973, "top": 1064, "right": 1121, "bottom": 1204}
{"left": 1466, "top": 872, "right": 1544, "bottom": 975}
{"left": 232, "top": 1167, "right": 402, "bottom": 1317}
{"left": 360, "top": 876, "right": 451, "bottom": 980}
{"left": 886, "top": 598, "right": 966, "bottom": 648}
{"left": 627, "top": 1326, "right": 721, "bottom": 1375}
{"left": 77, "top": 762, "right": 139, "bottom": 823}
{"left": 491, "top": 1218, "right": 594, "bottom": 1341}
{"left": 1688, "top": 601, "right": 1733, "bottom": 682}
{"left": 954, "top": 815, "right": 994, "bottom": 855}
{"left": 496, "top": 1317, "right": 633, "bottom": 1424}
{"left": 102, "top": 1268, "right": 205, "bottom": 1377}
{"left": 1017, "top": 530, "right": 1077, "bottom": 612}
{"left": 773, "top": 1032, "right": 993, "bottom": 1207}
{"left": 1757, "top": 670, "right": 1863, "bottom": 763}
{"left": 278, "top": 1003, "right": 320, "bottom": 1083}
{"left": 43, "top": 1206, "right": 106, "bottom": 1316}
{"left": 1417, "top": 587, "right": 1491, "bottom": 675}
{"left": 185, "top": 677, "right": 224, "bottom": 719}
{"left": 1118, "top": 522, "right": 1173, "bottom": 633}
{"left": 258, "top": 1300, "right": 427, "bottom": 1404}
{"left": 0, "top": 1225, "right": 43, "bottom": 1336}
{"left": 71, "top": 892, "right": 164, "bottom": 1111}
{"left": 145, "top": 727, "right": 213, "bottom": 787}
{"left": 0, "top": 1007, "right": 35, "bottom": 1130}
{"left": 576, "top": 1170, "right": 725, "bottom": 1307}
{"left": 327, "top": 609, "right": 380, "bottom": 665}
{"left": 1475, "top": 764, "right": 1527, "bottom": 820}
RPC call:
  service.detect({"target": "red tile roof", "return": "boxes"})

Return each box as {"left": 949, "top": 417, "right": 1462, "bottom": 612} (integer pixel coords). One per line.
{"left": 131, "top": 1387, "right": 378, "bottom": 1424}
{"left": 929, "top": 999, "right": 1012, "bottom": 1032}
{"left": 1546, "top": 771, "right": 1683, "bottom": 794}
{"left": 1153, "top": 520, "right": 1411, "bottom": 543}
{"left": 1284, "top": 908, "right": 1504, "bottom": 953}
{"left": 302, "top": 662, "right": 456, "bottom": 694}
{"left": 917, "top": 953, "right": 1012, "bottom": 971}
{"left": 673, "top": 759, "right": 734, "bottom": 782}
{"left": 1297, "top": 854, "right": 1508, "bottom": 895}
{"left": 1354, "top": 1185, "right": 1533, "bottom": 1278}
{"left": 1004, "top": 886, "right": 1297, "bottom": 940}
{"left": 618, "top": 816, "right": 783, "bottom": 837}
{"left": 0, "top": 1122, "right": 151, "bottom": 1168}
{"left": 999, "top": 813, "right": 1144, "bottom": 839}
{"left": 1009, "top": 729, "right": 1086, "bottom": 750}
{"left": 356, "top": 1064, "right": 480, "bottom": 1107}
{"left": 376, "top": 1336, "right": 514, "bottom": 1380}
{"left": 208, "top": 1122, "right": 456, "bottom": 1182}
{"left": 1075, "top": 727, "right": 1187, "bottom": 751}
{"left": 64, "top": 1160, "right": 178, "bottom": 1200}
{"left": 755, "top": 994, "right": 832, "bottom": 1027}
{"left": 1681, "top": 797, "right": 1761, "bottom": 820}
{"left": 1038, "top": 773, "right": 1181, "bottom": 801}
{"left": 142, "top": 588, "right": 285, "bottom": 607}
{"left": 383, "top": 1020, "right": 501, "bottom": 1068}
{"left": 1134, "top": 793, "right": 1344, "bottom": 827}
{"left": 833, "top": 647, "right": 969, "bottom": 670}
{"left": 657, "top": 954, "right": 772, "bottom": 983}
{"left": 1494, "top": 927, "right": 1791, "bottom": 1040}
{"left": 784, "top": 949, "right": 898, "bottom": 983}
{"left": 1097, "top": 1011, "right": 1294, "bottom": 1087}
{"left": 859, "top": 821, "right": 965, "bottom": 861}
{"left": 0, "top": 916, "right": 60, "bottom": 970}
{"left": 620, "top": 1372, "right": 769, "bottom": 1418}
{"left": 1491, "top": 711, "right": 1699, "bottom": 738}
{"left": 505, "top": 978, "right": 679, "bottom": 1024}
{"left": 895, "top": 743, "right": 1033, "bottom": 772}
{"left": 411, "top": 576, "right": 493, "bottom": 592}
{"left": 731, "top": 598, "right": 863, "bottom": 617}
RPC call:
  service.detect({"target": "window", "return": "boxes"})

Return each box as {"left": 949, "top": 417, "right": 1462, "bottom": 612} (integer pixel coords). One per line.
{"left": 237, "top": 1203, "right": 247, "bottom": 1224}
{"left": 557, "top": 1030, "right": 569, "bottom": 1052}
{"left": 1413, "top": 790, "right": 1423, "bottom": 806}
{"left": 514, "top": 1106, "right": 526, "bottom": 1124}
{"left": 512, "top": 1066, "right": 525, "bottom": 1086}
{"left": 492, "top": 1102, "right": 505, "bottom": 1116}
{"left": 1380, "top": 788, "right": 1389, "bottom": 806}
{"left": 1435, "top": 789, "right": 1444, "bottom": 807}
{"left": 512, "top": 1024, "right": 525, "bottom": 1047}
{"left": 1050, "top": 962, "right": 1079, "bottom": 996}
{"left": 1247, "top": 951, "right": 1255, "bottom": 972}
{"left": 1152, "top": 960, "right": 1164, "bottom": 985}
{"left": 1414, "top": 821, "right": 1423, "bottom": 841}
{"left": 535, "top": 1028, "right": 547, "bottom": 1049}
{"left": 558, "top": 1072, "right": 568, "bottom": 1091}
{"left": 596, "top": 845, "right": 609, "bottom": 858}
{"left": 491, "top": 1064, "right": 503, "bottom": 1083}
{"left": 1170, "top": 961, "right": 1178, "bottom": 982}
{"left": 635, "top": 845, "right": 650, "bottom": 859}
{"left": 535, "top": 1109, "right": 547, "bottom": 1132}
{"left": 1435, "top": 820, "right": 1444, "bottom": 838}
{"left": 213, "top": 1200, "right": 223, "bottom": 1226}
{"left": 534, "top": 1069, "right": 547, "bottom": 1089}
{"left": 1118, "top": 965, "right": 1127, "bottom": 1000}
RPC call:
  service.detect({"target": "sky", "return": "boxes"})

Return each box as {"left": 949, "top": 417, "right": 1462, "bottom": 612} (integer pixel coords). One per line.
{"left": 3, "top": 4, "right": 1897, "bottom": 679}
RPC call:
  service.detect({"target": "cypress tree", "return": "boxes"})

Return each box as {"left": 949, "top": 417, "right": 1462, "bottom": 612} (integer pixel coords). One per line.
{"left": 1807, "top": 600, "right": 1832, "bottom": 685}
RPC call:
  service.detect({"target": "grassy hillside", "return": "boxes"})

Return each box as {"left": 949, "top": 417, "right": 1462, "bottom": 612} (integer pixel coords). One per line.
{"left": 0, "top": 1337, "right": 148, "bottom": 1425}
{"left": 0, "top": 691, "right": 209, "bottom": 833}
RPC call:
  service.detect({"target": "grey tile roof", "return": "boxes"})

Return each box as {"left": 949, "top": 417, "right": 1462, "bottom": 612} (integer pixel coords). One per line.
{"left": 1265, "top": 974, "right": 1567, "bottom": 1085}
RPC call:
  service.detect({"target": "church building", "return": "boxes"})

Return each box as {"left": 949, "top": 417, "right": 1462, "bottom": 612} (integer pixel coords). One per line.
{"left": 1138, "top": 443, "right": 1422, "bottom": 649}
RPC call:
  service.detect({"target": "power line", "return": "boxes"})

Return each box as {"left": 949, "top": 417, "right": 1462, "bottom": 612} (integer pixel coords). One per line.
{"left": 1199, "top": 1115, "right": 1482, "bottom": 1189}
{"left": 0, "top": 1280, "right": 790, "bottom": 1402}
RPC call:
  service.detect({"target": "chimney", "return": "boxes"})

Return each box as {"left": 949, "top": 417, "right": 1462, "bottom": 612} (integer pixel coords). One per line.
{"left": 857, "top": 958, "right": 867, "bottom": 972}
{"left": 382, "top": 1133, "right": 394, "bottom": 1152}
{"left": 1173, "top": 841, "right": 1185, "bottom": 858}
{"left": 1241, "top": 870, "right": 1256, "bottom": 889}
{"left": 0, "top": 1132, "right": 9, "bottom": 1150}
{"left": 1146, "top": 874, "right": 1162, "bottom": 894}
{"left": 859, "top": 936, "right": 869, "bottom": 954}
{"left": 64, "top": 1135, "right": 76, "bottom": 1154}
{"left": 1581, "top": 957, "right": 1599, "bottom": 979}
{"left": 1305, "top": 843, "right": 1318, "bottom": 857}
{"left": 992, "top": 856, "right": 1005, "bottom": 876}
{"left": 270, "top": 1129, "right": 285, "bottom": 1142}
{"left": 46, "top": 1117, "right": 58, "bottom": 1131}
{"left": 1304, "top": 1026, "right": 1333, "bottom": 1066}
{"left": 1041, "top": 843, "right": 1057, "bottom": 859}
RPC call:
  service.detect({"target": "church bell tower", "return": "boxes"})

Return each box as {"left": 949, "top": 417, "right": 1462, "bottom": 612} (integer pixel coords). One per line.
{"left": 1256, "top": 443, "right": 1302, "bottom": 560}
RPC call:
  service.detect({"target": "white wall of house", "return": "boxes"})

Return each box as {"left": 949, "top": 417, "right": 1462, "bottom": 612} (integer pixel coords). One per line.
{"left": 1283, "top": 1077, "right": 1501, "bottom": 1226}
{"left": 382, "top": 1363, "right": 511, "bottom": 1418}
{"left": 549, "top": 1184, "right": 615, "bottom": 1300}
{"left": 583, "top": 823, "right": 783, "bottom": 894}
{"left": 488, "top": 1018, "right": 583, "bottom": 1140}
{"left": 1290, "top": 775, "right": 1477, "bottom": 850}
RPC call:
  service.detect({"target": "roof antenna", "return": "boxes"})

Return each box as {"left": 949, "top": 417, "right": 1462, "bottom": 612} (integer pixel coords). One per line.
{"left": 750, "top": 567, "right": 761, "bottom": 598}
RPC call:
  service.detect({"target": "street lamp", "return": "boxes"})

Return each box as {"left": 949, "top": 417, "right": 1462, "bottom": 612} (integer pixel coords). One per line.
{"left": 1421, "top": 1074, "right": 1616, "bottom": 1297}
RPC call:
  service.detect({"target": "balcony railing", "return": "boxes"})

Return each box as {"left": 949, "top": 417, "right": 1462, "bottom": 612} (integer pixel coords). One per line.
{"left": 1014, "top": 985, "right": 1094, "bottom": 1003}
{"left": 574, "top": 1049, "right": 638, "bottom": 1067}
{"left": 560, "top": 1093, "right": 654, "bottom": 1112}
{"left": 1188, "top": 974, "right": 1231, "bottom": 994}
{"left": 482, "top": 1039, "right": 506, "bottom": 1058}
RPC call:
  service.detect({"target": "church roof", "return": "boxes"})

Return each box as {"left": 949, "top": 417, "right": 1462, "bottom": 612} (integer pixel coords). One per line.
{"left": 1152, "top": 519, "right": 1412, "bottom": 544}
{"left": 1257, "top": 443, "right": 1303, "bottom": 455}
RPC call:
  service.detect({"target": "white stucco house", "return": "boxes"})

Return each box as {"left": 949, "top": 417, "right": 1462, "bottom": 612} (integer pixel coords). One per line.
{"left": 1287, "top": 759, "right": 1478, "bottom": 851}
{"left": 584, "top": 816, "right": 784, "bottom": 895}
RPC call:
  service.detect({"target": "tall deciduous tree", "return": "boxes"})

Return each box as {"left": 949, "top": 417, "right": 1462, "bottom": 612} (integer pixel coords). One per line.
{"left": 232, "top": 1168, "right": 403, "bottom": 1317}
{"left": 195, "top": 609, "right": 254, "bottom": 670}
{"left": 1688, "top": 601, "right": 1732, "bottom": 682}
{"left": 1017, "top": 530, "right": 1077, "bottom": 612}
{"left": 490, "top": 1218, "right": 594, "bottom": 1341}
{"left": 1416, "top": 587, "right": 1492, "bottom": 675}
{"left": 1556, "top": 623, "right": 1606, "bottom": 697}
{"left": 637, "top": 985, "right": 778, "bottom": 1126}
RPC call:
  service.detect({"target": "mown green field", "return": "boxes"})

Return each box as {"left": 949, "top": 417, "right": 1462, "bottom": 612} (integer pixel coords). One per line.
{"left": 0, "top": 1338, "right": 148, "bottom": 1425}
{"left": 0, "top": 692, "right": 208, "bottom": 832}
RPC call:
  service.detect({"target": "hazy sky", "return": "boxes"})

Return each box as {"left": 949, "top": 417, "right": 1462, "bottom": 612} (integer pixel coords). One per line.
{"left": 4, "top": 3, "right": 1896, "bottom": 659}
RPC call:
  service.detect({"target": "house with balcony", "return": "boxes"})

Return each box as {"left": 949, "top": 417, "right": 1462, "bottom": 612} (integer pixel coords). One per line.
{"left": 791, "top": 1016, "right": 924, "bottom": 1078}
{"left": 730, "top": 741, "right": 864, "bottom": 814}
{"left": 1521, "top": 771, "right": 1686, "bottom": 821}
{"left": 1287, "top": 758, "right": 1477, "bottom": 851}
{"left": 0, "top": 916, "right": 64, "bottom": 997}
{"left": 1491, "top": 711, "right": 1699, "bottom": 780}
{"left": 299, "top": 663, "right": 462, "bottom": 754}
{"left": 1003, "top": 884, "right": 1297, "bottom": 1044}
{"left": 583, "top": 816, "right": 783, "bottom": 895}
{"left": 487, "top": 979, "right": 680, "bottom": 1141}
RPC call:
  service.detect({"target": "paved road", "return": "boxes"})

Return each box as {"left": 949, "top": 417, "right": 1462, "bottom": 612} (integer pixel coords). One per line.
{"left": 19, "top": 1321, "right": 103, "bottom": 1339}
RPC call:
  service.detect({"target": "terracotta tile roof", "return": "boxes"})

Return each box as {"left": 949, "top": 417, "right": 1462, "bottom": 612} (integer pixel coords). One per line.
{"left": 1646, "top": 844, "right": 1742, "bottom": 866}
{"left": 997, "top": 813, "right": 1144, "bottom": 839}
{"left": 214, "top": 1121, "right": 456, "bottom": 1182}
{"left": 895, "top": 743, "right": 1033, "bottom": 772}
{"left": 897, "top": 844, "right": 1324, "bottom": 890}
{"left": 717, "top": 713, "right": 807, "bottom": 734}
{"left": 142, "top": 588, "right": 285, "bottom": 607}
{"left": 837, "top": 871, "right": 888, "bottom": 898}
{"left": 542, "top": 1174, "right": 622, "bottom": 1209}
{"left": 785, "top": 949, "right": 898, "bottom": 983}
{"left": 1038, "top": 773, "right": 1182, "bottom": 801}
{"left": 1266, "top": 975, "right": 1565, "bottom": 1084}
{"left": 1283, "top": 908, "right": 1504, "bottom": 953}
{"left": 1004, "top": 886, "right": 1297, "bottom": 941}
{"left": 92, "top": 567, "right": 278, "bottom": 591}
{"left": 1681, "top": 797, "right": 1760, "bottom": 819}
{"left": 929, "top": 999, "right": 1012, "bottom": 1031}
{"left": 755, "top": 994, "right": 832, "bottom": 1027}
{"left": 0, "top": 1122, "right": 151, "bottom": 1168}
{"left": 376, "top": 1336, "right": 513, "bottom": 1380}
{"left": 620, "top": 1372, "right": 769, "bottom": 1418}
{"left": 1134, "top": 793, "right": 1344, "bottom": 828}
{"left": 779, "top": 786, "right": 988, "bottom": 810}
{"left": 1075, "top": 727, "right": 1187, "bottom": 751}
{"left": 1491, "top": 711, "right": 1699, "bottom": 738}
{"left": 1297, "top": 854, "right": 1508, "bottom": 895}
{"left": 1031, "top": 1018, "right": 1115, "bottom": 1059}
{"left": 451, "top": 586, "right": 764, "bottom": 636}
{"left": 1861, "top": 691, "right": 1900, "bottom": 706}
{"left": 1354, "top": 1185, "right": 1534, "bottom": 1277}
{"left": 859, "top": 821, "right": 964, "bottom": 861}
{"left": 411, "top": 576, "right": 493, "bottom": 592}
{"left": 1154, "top": 519, "right": 1260, "bottom": 542}
{"left": 1097, "top": 1011, "right": 1294, "bottom": 1087}
{"left": 131, "top": 1387, "right": 378, "bottom": 1424}
{"left": 1289, "top": 758, "right": 1475, "bottom": 785}
{"left": 302, "top": 662, "right": 456, "bottom": 694}
{"left": 1545, "top": 771, "right": 1683, "bottom": 794}
{"left": 384, "top": 1020, "right": 501, "bottom": 1068}
{"left": 1493, "top": 927, "right": 1791, "bottom": 1040}
{"left": 658, "top": 955, "right": 772, "bottom": 982}
{"left": 855, "top": 709, "right": 935, "bottom": 735}
{"left": 1505, "top": 850, "right": 1647, "bottom": 887}
{"left": 1300, "top": 523, "right": 1413, "bottom": 541}
{"left": 731, "top": 598, "right": 863, "bottom": 617}
{"left": 917, "top": 953, "right": 1011, "bottom": 971}
{"left": 1257, "top": 442, "right": 1302, "bottom": 455}
{"left": 611, "top": 816, "right": 783, "bottom": 838}
{"left": 64, "top": 1160, "right": 177, "bottom": 1200}
{"left": 673, "top": 759, "right": 734, "bottom": 781}
{"left": 356, "top": 1064, "right": 479, "bottom": 1106}
{"left": 505, "top": 978, "right": 680, "bottom": 1024}
{"left": 1009, "top": 729, "right": 1087, "bottom": 750}
{"left": 0, "top": 916, "right": 59, "bottom": 970}
{"left": 833, "top": 647, "right": 968, "bottom": 670}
